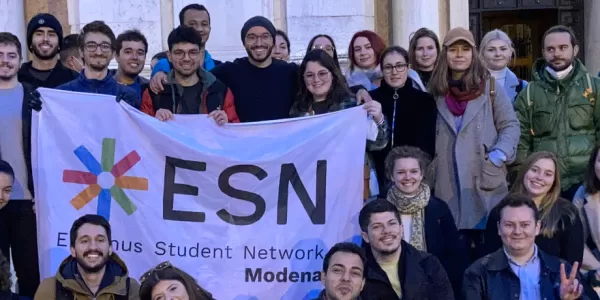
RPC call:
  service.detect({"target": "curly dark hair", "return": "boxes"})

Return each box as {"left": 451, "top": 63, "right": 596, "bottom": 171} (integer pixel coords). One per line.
{"left": 290, "top": 49, "right": 351, "bottom": 116}
{"left": 384, "top": 146, "right": 431, "bottom": 181}
{"left": 0, "top": 249, "right": 11, "bottom": 291}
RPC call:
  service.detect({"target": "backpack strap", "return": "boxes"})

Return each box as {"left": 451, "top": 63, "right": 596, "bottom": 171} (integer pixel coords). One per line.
{"left": 525, "top": 82, "right": 535, "bottom": 136}
{"left": 489, "top": 76, "right": 496, "bottom": 119}
{"left": 515, "top": 79, "right": 524, "bottom": 95}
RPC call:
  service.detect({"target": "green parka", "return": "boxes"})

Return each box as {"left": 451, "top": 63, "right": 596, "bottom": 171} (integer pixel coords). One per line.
{"left": 514, "top": 58, "right": 600, "bottom": 190}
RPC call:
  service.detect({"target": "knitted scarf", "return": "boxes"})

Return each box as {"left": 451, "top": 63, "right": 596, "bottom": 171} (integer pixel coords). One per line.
{"left": 386, "top": 183, "right": 431, "bottom": 251}
{"left": 445, "top": 79, "right": 485, "bottom": 116}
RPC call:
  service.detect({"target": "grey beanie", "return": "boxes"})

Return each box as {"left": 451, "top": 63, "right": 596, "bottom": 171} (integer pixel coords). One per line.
{"left": 240, "top": 16, "right": 276, "bottom": 43}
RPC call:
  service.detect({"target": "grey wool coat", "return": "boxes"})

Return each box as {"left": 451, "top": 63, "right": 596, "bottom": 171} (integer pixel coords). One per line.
{"left": 432, "top": 79, "right": 520, "bottom": 230}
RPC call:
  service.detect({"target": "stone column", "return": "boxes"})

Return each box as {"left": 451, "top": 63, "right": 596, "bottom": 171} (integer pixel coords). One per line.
{"left": 24, "top": 0, "right": 70, "bottom": 34}
{"left": 273, "top": 0, "right": 287, "bottom": 32}
{"left": 374, "top": 0, "right": 391, "bottom": 46}
{"left": 0, "top": 0, "right": 27, "bottom": 57}
{"left": 390, "top": 0, "right": 441, "bottom": 49}
{"left": 160, "top": 0, "right": 174, "bottom": 51}
{"left": 447, "top": 0, "right": 469, "bottom": 30}
{"left": 585, "top": 0, "right": 600, "bottom": 74}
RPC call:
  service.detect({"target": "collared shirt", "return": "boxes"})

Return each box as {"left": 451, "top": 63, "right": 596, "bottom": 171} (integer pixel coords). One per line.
{"left": 504, "top": 245, "right": 541, "bottom": 300}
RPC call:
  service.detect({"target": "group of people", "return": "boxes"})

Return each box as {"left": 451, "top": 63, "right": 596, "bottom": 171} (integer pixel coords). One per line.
{"left": 1, "top": 1, "right": 600, "bottom": 300}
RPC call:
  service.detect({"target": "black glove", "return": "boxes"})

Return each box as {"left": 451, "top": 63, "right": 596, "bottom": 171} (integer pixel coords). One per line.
{"left": 115, "top": 90, "right": 138, "bottom": 108}
{"left": 29, "top": 90, "right": 42, "bottom": 112}
{"left": 116, "top": 90, "right": 127, "bottom": 103}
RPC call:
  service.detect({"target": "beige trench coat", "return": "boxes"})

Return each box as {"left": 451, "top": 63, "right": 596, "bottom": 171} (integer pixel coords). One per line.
{"left": 433, "top": 79, "right": 520, "bottom": 230}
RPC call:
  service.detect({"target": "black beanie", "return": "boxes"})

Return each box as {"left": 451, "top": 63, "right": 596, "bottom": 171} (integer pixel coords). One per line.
{"left": 27, "top": 13, "right": 64, "bottom": 50}
{"left": 240, "top": 16, "right": 276, "bottom": 43}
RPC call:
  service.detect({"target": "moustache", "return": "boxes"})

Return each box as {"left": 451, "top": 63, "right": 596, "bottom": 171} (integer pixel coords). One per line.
{"left": 0, "top": 63, "right": 13, "bottom": 69}
{"left": 251, "top": 46, "right": 269, "bottom": 50}
{"left": 552, "top": 59, "right": 565, "bottom": 63}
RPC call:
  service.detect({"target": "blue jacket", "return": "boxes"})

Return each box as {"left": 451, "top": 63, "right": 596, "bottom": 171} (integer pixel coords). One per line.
{"left": 56, "top": 70, "right": 140, "bottom": 108}
{"left": 151, "top": 49, "right": 222, "bottom": 77}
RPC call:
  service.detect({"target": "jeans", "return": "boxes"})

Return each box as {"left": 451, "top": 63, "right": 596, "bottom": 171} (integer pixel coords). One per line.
{"left": 0, "top": 200, "right": 39, "bottom": 298}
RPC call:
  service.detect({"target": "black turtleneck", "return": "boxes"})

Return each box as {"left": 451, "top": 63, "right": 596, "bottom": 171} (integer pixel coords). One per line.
{"left": 369, "top": 78, "right": 437, "bottom": 189}
{"left": 418, "top": 70, "right": 433, "bottom": 87}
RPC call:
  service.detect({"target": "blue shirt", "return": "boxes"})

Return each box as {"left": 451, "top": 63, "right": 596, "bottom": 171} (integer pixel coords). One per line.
{"left": 504, "top": 245, "right": 541, "bottom": 300}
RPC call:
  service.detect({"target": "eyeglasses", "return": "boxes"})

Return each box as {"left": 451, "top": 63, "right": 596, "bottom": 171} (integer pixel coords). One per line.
{"left": 84, "top": 42, "right": 113, "bottom": 53}
{"left": 382, "top": 63, "right": 409, "bottom": 74}
{"left": 303, "top": 70, "right": 331, "bottom": 82}
{"left": 139, "top": 261, "right": 172, "bottom": 283}
{"left": 245, "top": 33, "right": 272, "bottom": 44}
{"left": 312, "top": 44, "right": 335, "bottom": 53}
{"left": 171, "top": 49, "right": 202, "bottom": 60}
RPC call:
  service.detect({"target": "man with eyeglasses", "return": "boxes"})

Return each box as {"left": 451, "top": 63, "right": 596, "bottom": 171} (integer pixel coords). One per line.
{"left": 140, "top": 26, "right": 238, "bottom": 124}
{"left": 18, "top": 13, "right": 78, "bottom": 89}
{"left": 53, "top": 21, "right": 139, "bottom": 108}
{"left": 34, "top": 214, "right": 140, "bottom": 300}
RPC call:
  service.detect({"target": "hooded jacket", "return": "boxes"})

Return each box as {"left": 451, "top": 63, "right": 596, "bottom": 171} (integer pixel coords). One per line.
{"left": 513, "top": 58, "right": 600, "bottom": 190}
{"left": 141, "top": 67, "right": 239, "bottom": 122}
{"left": 34, "top": 253, "right": 140, "bottom": 300}
{"left": 57, "top": 71, "right": 140, "bottom": 109}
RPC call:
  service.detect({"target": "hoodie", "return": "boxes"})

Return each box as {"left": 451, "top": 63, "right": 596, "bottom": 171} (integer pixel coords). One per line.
{"left": 34, "top": 253, "right": 140, "bottom": 300}
{"left": 57, "top": 71, "right": 140, "bottom": 109}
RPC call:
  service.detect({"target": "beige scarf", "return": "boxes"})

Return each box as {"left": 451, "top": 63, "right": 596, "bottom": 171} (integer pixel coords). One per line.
{"left": 386, "top": 183, "right": 430, "bottom": 251}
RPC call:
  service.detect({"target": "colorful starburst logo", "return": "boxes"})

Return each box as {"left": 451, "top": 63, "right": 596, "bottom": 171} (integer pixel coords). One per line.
{"left": 62, "top": 138, "right": 148, "bottom": 221}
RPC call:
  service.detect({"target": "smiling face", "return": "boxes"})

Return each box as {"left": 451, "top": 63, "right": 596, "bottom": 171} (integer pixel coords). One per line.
{"left": 391, "top": 157, "right": 423, "bottom": 196}
{"left": 523, "top": 158, "right": 556, "bottom": 199}
{"left": 322, "top": 251, "right": 365, "bottom": 300}
{"left": 116, "top": 40, "right": 146, "bottom": 77}
{"left": 70, "top": 223, "right": 112, "bottom": 274}
{"left": 483, "top": 39, "right": 512, "bottom": 71}
{"left": 0, "top": 42, "right": 21, "bottom": 81}
{"left": 0, "top": 172, "right": 13, "bottom": 210}
{"left": 353, "top": 36, "right": 376, "bottom": 69}
{"left": 31, "top": 27, "right": 60, "bottom": 60}
{"left": 446, "top": 41, "right": 473, "bottom": 72}
{"left": 183, "top": 9, "right": 211, "bottom": 44}
{"left": 244, "top": 26, "right": 273, "bottom": 64}
{"left": 151, "top": 279, "right": 189, "bottom": 300}
{"left": 168, "top": 42, "right": 203, "bottom": 78}
{"left": 361, "top": 212, "right": 402, "bottom": 256}
{"left": 499, "top": 205, "right": 541, "bottom": 256}
{"left": 414, "top": 36, "right": 437, "bottom": 71}
{"left": 82, "top": 32, "right": 114, "bottom": 72}
{"left": 303, "top": 61, "right": 332, "bottom": 101}
{"left": 272, "top": 34, "right": 289, "bottom": 61}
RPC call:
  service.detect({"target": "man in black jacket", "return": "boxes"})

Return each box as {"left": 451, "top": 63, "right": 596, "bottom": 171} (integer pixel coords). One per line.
{"left": 18, "top": 13, "right": 78, "bottom": 89}
{"left": 358, "top": 200, "right": 454, "bottom": 300}
{"left": 462, "top": 194, "right": 585, "bottom": 300}
{"left": 312, "top": 242, "right": 365, "bottom": 300}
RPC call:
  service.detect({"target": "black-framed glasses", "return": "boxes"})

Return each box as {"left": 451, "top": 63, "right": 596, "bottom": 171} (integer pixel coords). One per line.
{"left": 84, "top": 42, "right": 113, "bottom": 53}
{"left": 303, "top": 70, "right": 331, "bottom": 82}
{"left": 171, "top": 49, "right": 202, "bottom": 60}
{"left": 382, "top": 63, "right": 409, "bottom": 74}
{"left": 245, "top": 33, "right": 272, "bottom": 44}
{"left": 139, "top": 261, "right": 172, "bottom": 283}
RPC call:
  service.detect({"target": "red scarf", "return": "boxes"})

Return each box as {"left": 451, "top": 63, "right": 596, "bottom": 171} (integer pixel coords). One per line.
{"left": 445, "top": 80, "right": 485, "bottom": 116}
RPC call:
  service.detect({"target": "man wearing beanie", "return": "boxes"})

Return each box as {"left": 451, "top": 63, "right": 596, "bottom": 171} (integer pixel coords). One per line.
{"left": 18, "top": 13, "right": 78, "bottom": 89}
{"left": 151, "top": 15, "right": 373, "bottom": 122}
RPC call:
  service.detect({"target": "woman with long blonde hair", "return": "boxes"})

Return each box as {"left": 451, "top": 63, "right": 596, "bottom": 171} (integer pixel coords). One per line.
{"left": 485, "top": 151, "right": 584, "bottom": 265}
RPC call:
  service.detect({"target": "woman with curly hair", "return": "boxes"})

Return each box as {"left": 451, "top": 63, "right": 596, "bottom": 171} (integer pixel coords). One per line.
{"left": 139, "top": 261, "right": 214, "bottom": 300}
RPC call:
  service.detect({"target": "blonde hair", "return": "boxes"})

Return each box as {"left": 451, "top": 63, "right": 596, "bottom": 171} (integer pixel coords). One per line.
{"left": 478, "top": 29, "right": 514, "bottom": 68}
{"left": 510, "top": 151, "right": 577, "bottom": 238}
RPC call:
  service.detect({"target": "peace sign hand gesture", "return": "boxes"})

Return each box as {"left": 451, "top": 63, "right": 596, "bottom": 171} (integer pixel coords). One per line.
{"left": 560, "top": 262, "right": 583, "bottom": 300}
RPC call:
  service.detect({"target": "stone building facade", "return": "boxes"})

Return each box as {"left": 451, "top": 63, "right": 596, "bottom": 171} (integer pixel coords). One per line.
{"left": 1, "top": 0, "right": 599, "bottom": 77}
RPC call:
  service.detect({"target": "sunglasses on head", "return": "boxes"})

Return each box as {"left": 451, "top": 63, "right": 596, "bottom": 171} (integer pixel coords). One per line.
{"left": 139, "top": 261, "right": 172, "bottom": 283}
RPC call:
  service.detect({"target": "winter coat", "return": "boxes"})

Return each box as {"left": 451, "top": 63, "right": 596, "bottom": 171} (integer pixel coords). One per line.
{"left": 56, "top": 71, "right": 139, "bottom": 109}
{"left": 140, "top": 67, "right": 239, "bottom": 122}
{"left": 433, "top": 78, "right": 520, "bottom": 230}
{"left": 34, "top": 253, "right": 140, "bottom": 300}
{"left": 513, "top": 58, "right": 600, "bottom": 190}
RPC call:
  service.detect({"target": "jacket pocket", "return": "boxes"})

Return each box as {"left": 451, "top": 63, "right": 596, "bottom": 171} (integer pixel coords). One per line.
{"left": 531, "top": 106, "right": 554, "bottom": 136}
{"left": 568, "top": 100, "right": 594, "bottom": 130}
{"left": 480, "top": 158, "right": 507, "bottom": 191}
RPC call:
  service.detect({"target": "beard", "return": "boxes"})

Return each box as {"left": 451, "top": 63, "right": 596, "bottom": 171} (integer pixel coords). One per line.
{"left": 245, "top": 45, "right": 273, "bottom": 63}
{"left": 548, "top": 56, "right": 574, "bottom": 71}
{"left": 31, "top": 44, "right": 59, "bottom": 60}
{"left": 0, "top": 63, "right": 17, "bottom": 81}
{"left": 87, "top": 56, "right": 110, "bottom": 72}
{"left": 76, "top": 250, "right": 108, "bottom": 274}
